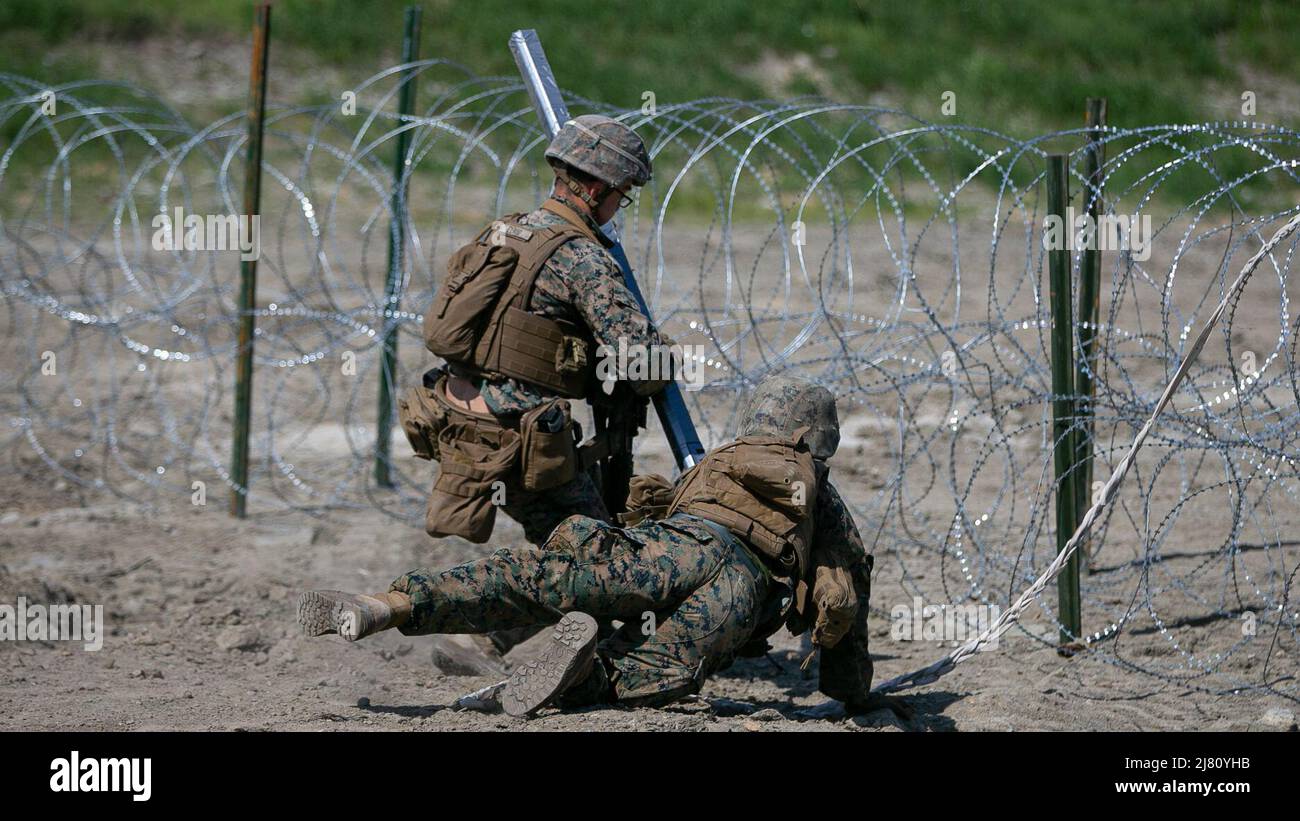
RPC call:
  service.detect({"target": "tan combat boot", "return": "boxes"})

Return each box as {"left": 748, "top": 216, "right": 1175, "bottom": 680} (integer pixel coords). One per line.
{"left": 501, "top": 611, "right": 599, "bottom": 718}
{"left": 297, "top": 590, "right": 410, "bottom": 642}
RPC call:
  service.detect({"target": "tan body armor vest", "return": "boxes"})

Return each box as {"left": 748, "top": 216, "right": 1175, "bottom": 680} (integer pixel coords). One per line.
{"left": 423, "top": 200, "right": 600, "bottom": 399}
{"left": 666, "top": 428, "right": 819, "bottom": 576}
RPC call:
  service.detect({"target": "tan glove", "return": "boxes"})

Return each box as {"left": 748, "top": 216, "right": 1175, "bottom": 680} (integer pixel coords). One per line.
{"left": 809, "top": 563, "right": 858, "bottom": 649}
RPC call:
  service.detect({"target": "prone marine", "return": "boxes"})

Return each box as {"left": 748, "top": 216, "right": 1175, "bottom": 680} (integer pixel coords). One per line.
{"left": 299, "top": 375, "right": 875, "bottom": 717}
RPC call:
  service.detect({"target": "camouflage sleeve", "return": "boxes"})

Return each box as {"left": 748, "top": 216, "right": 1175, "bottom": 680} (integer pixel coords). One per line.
{"left": 549, "top": 239, "right": 670, "bottom": 397}
{"left": 813, "top": 479, "right": 875, "bottom": 706}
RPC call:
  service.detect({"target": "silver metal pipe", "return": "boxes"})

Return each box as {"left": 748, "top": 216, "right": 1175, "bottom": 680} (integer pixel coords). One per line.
{"left": 509, "top": 29, "right": 567, "bottom": 139}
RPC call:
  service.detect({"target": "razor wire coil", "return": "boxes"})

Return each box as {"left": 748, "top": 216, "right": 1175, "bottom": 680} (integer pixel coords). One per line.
{"left": 1, "top": 61, "right": 1297, "bottom": 703}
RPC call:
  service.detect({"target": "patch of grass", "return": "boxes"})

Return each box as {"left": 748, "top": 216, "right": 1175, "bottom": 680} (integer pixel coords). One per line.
{"left": 2, "top": 1, "right": 1296, "bottom": 127}
{"left": 2, "top": 0, "right": 1298, "bottom": 214}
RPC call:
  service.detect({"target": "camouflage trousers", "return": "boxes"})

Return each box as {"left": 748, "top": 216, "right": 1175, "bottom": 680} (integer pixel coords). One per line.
{"left": 390, "top": 513, "right": 771, "bottom": 706}
{"left": 481, "top": 464, "right": 608, "bottom": 654}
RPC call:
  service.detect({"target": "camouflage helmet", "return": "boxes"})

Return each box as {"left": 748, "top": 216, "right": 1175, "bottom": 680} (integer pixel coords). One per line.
{"left": 738, "top": 375, "right": 840, "bottom": 460}
{"left": 545, "top": 115, "right": 652, "bottom": 189}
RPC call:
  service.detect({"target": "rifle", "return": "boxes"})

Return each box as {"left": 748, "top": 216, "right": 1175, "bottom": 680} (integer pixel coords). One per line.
{"left": 509, "top": 29, "right": 706, "bottom": 513}
{"left": 589, "top": 384, "right": 648, "bottom": 516}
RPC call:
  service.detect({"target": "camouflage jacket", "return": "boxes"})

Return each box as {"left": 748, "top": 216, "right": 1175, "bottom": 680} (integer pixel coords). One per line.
{"left": 461, "top": 193, "right": 667, "bottom": 416}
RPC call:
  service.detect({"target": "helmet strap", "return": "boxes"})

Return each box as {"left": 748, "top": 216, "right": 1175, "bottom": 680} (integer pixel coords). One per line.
{"left": 555, "top": 167, "right": 603, "bottom": 210}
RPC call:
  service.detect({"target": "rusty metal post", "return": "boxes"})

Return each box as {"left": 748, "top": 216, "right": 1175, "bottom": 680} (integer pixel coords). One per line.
{"left": 230, "top": 2, "right": 271, "bottom": 518}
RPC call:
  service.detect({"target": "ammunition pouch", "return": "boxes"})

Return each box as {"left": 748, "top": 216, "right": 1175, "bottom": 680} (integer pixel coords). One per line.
{"left": 555, "top": 334, "right": 589, "bottom": 374}
{"left": 401, "top": 369, "right": 594, "bottom": 541}
{"left": 424, "top": 419, "right": 519, "bottom": 544}
{"left": 518, "top": 397, "right": 580, "bottom": 492}
{"left": 397, "top": 369, "right": 452, "bottom": 461}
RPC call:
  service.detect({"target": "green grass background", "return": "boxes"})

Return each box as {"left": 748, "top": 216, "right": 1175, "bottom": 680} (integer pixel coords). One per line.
{"left": 4, "top": 0, "right": 1298, "bottom": 127}
{"left": 2, "top": 0, "right": 1298, "bottom": 213}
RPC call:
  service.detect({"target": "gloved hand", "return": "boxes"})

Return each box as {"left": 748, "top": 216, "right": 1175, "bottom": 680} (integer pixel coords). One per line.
{"left": 809, "top": 563, "right": 857, "bottom": 648}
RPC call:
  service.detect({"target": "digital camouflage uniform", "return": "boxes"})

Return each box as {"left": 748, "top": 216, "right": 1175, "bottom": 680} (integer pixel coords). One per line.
{"left": 390, "top": 513, "right": 765, "bottom": 705}
{"left": 458, "top": 199, "right": 667, "bottom": 545}
{"left": 387, "top": 376, "right": 875, "bottom": 707}
{"left": 438, "top": 114, "right": 665, "bottom": 547}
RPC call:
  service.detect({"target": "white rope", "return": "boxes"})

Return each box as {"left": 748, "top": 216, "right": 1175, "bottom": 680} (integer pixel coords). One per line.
{"left": 873, "top": 209, "right": 1300, "bottom": 695}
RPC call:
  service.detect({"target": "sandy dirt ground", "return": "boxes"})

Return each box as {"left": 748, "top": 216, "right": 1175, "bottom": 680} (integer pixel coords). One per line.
{"left": 1, "top": 429, "right": 1296, "bottom": 732}
{"left": 2, "top": 99, "right": 1298, "bottom": 730}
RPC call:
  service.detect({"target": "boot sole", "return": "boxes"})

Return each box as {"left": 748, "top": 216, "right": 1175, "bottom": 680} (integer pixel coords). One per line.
{"left": 502, "top": 612, "right": 598, "bottom": 718}
{"left": 297, "top": 590, "right": 365, "bottom": 642}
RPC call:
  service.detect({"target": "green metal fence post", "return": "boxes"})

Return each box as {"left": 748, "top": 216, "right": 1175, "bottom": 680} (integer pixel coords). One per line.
{"left": 1047, "top": 153, "right": 1081, "bottom": 646}
{"left": 230, "top": 2, "right": 271, "bottom": 518}
{"left": 1077, "top": 97, "right": 1107, "bottom": 572}
{"left": 375, "top": 5, "right": 423, "bottom": 488}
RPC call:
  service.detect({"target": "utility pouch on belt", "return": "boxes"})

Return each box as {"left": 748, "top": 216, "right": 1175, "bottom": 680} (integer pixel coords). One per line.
{"left": 425, "top": 421, "right": 520, "bottom": 543}
{"left": 618, "top": 473, "right": 676, "bottom": 526}
{"left": 397, "top": 369, "right": 451, "bottom": 461}
{"left": 518, "top": 398, "right": 579, "bottom": 492}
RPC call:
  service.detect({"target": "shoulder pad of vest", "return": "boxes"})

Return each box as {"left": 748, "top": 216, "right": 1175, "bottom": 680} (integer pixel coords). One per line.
{"left": 486, "top": 219, "right": 536, "bottom": 243}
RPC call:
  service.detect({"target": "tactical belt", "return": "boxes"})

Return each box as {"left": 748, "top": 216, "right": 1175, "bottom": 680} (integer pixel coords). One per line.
{"left": 667, "top": 513, "right": 773, "bottom": 581}
{"left": 434, "top": 368, "right": 614, "bottom": 480}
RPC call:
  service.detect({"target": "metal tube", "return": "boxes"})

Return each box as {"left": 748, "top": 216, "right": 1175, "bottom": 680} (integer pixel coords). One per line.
{"left": 509, "top": 29, "right": 565, "bottom": 138}
{"left": 508, "top": 28, "right": 706, "bottom": 471}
